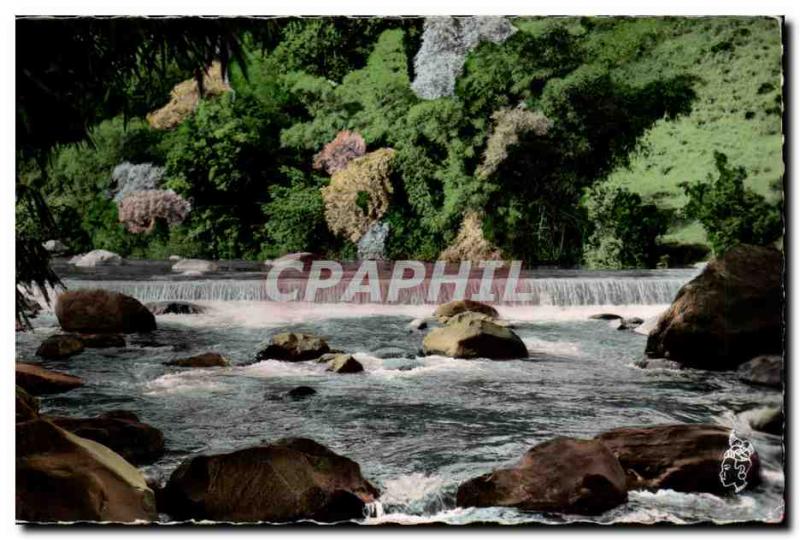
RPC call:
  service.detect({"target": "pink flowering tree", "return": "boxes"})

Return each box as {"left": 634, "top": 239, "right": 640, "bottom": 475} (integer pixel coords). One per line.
{"left": 117, "top": 189, "right": 191, "bottom": 233}
{"left": 312, "top": 130, "right": 367, "bottom": 175}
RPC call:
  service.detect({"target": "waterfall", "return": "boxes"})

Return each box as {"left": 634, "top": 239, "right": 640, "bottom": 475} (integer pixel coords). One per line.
{"left": 61, "top": 274, "right": 690, "bottom": 306}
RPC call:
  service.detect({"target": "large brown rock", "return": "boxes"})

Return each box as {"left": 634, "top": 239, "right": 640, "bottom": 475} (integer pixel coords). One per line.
{"left": 645, "top": 245, "right": 782, "bottom": 370}
{"left": 737, "top": 355, "right": 783, "bottom": 388}
{"left": 49, "top": 411, "right": 165, "bottom": 465}
{"left": 16, "top": 363, "right": 84, "bottom": 395}
{"left": 16, "top": 386, "right": 39, "bottom": 422}
{"left": 161, "top": 438, "right": 379, "bottom": 523}
{"left": 595, "top": 424, "right": 760, "bottom": 495}
{"left": 165, "top": 352, "right": 230, "bottom": 368}
{"left": 326, "top": 354, "right": 364, "bottom": 374}
{"left": 56, "top": 289, "right": 156, "bottom": 334}
{"left": 434, "top": 299, "right": 499, "bottom": 322}
{"left": 16, "top": 419, "right": 157, "bottom": 523}
{"left": 35, "top": 334, "right": 85, "bottom": 359}
{"left": 423, "top": 319, "right": 528, "bottom": 359}
{"left": 256, "top": 333, "right": 330, "bottom": 362}
{"left": 456, "top": 437, "right": 628, "bottom": 515}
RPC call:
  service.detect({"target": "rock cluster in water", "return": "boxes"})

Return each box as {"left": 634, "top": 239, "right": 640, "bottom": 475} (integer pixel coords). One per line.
{"left": 16, "top": 249, "right": 782, "bottom": 523}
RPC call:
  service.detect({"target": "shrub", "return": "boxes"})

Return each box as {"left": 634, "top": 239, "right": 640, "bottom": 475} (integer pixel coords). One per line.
{"left": 312, "top": 131, "right": 367, "bottom": 174}
{"left": 681, "top": 152, "right": 782, "bottom": 255}
{"left": 321, "top": 148, "right": 395, "bottom": 242}
{"left": 262, "top": 168, "right": 332, "bottom": 256}
{"left": 117, "top": 189, "right": 191, "bottom": 233}
{"left": 439, "top": 210, "right": 503, "bottom": 262}
{"left": 582, "top": 184, "right": 669, "bottom": 269}
{"left": 476, "top": 107, "right": 551, "bottom": 179}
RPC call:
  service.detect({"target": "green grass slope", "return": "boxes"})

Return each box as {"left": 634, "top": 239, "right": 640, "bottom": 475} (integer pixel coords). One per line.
{"left": 599, "top": 17, "right": 783, "bottom": 246}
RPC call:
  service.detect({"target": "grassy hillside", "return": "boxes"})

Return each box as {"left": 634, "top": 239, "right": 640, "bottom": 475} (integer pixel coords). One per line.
{"left": 518, "top": 16, "right": 783, "bottom": 248}
{"left": 601, "top": 17, "right": 783, "bottom": 245}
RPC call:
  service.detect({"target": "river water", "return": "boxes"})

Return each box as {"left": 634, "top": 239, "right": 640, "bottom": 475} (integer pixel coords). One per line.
{"left": 16, "top": 262, "right": 785, "bottom": 525}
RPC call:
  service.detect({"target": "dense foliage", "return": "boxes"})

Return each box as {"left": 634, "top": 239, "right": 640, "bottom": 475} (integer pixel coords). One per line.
{"left": 681, "top": 152, "right": 783, "bottom": 255}
{"left": 17, "top": 16, "right": 784, "bottom": 277}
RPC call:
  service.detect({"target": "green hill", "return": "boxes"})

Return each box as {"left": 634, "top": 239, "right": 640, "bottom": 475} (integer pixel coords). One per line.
{"left": 597, "top": 17, "right": 783, "bottom": 246}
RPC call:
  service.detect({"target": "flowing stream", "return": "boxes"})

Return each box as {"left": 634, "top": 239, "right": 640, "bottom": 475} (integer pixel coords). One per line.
{"left": 17, "top": 262, "right": 784, "bottom": 524}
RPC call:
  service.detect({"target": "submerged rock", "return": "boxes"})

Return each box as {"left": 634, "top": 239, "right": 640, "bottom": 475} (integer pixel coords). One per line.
{"left": 36, "top": 334, "right": 85, "bottom": 359}
{"left": 256, "top": 332, "right": 330, "bottom": 362}
{"left": 434, "top": 299, "right": 499, "bottom": 323}
{"left": 645, "top": 245, "right": 782, "bottom": 370}
{"left": 457, "top": 437, "right": 628, "bottom": 515}
{"left": 171, "top": 258, "right": 218, "bottom": 274}
{"left": 16, "top": 386, "right": 39, "bottom": 423}
{"left": 423, "top": 319, "right": 527, "bottom": 359}
{"left": 146, "top": 301, "right": 206, "bottom": 315}
{"left": 326, "top": 354, "right": 364, "bottom": 374}
{"left": 56, "top": 289, "right": 156, "bottom": 334}
{"left": 610, "top": 317, "right": 645, "bottom": 331}
{"left": 71, "top": 249, "right": 122, "bottom": 267}
{"left": 161, "top": 438, "right": 379, "bottom": 522}
{"left": 595, "top": 424, "right": 760, "bottom": 495}
{"left": 164, "top": 352, "right": 230, "bottom": 368}
{"left": 16, "top": 363, "right": 84, "bottom": 395}
{"left": 16, "top": 419, "right": 157, "bottom": 523}
{"left": 287, "top": 386, "right": 317, "bottom": 400}
{"left": 737, "top": 355, "right": 782, "bottom": 389}
{"left": 589, "top": 313, "right": 623, "bottom": 321}
{"left": 49, "top": 411, "right": 166, "bottom": 465}
{"left": 633, "top": 358, "right": 682, "bottom": 370}
{"left": 80, "top": 333, "right": 126, "bottom": 348}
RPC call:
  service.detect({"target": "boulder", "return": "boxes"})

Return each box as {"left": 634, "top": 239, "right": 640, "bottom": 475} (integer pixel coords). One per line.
{"left": 423, "top": 319, "right": 528, "bottom": 359}
{"left": 56, "top": 289, "right": 156, "bottom": 334}
{"left": 256, "top": 333, "right": 330, "bottom": 362}
{"left": 49, "top": 411, "right": 165, "bottom": 465}
{"left": 165, "top": 352, "right": 230, "bottom": 368}
{"left": 171, "top": 258, "right": 218, "bottom": 274}
{"left": 80, "top": 333, "right": 126, "bottom": 348}
{"left": 326, "top": 354, "right": 364, "bottom": 374}
{"left": 161, "top": 438, "right": 379, "bottom": 522}
{"left": 737, "top": 355, "right": 782, "bottom": 389}
{"left": 36, "top": 334, "right": 85, "bottom": 359}
{"left": 456, "top": 437, "right": 628, "bottom": 515}
{"left": 16, "top": 419, "right": 156, "bottom": 523}
{"left": 746, "top": 407, "right": 783, "bottom": 436}
{"left": 434, "top": 299, "right": 499, "bottom": 322}
{"left": 43, "top": 239, "right": 67, "bottom": 254}
{"left": 645, "top": 245, "right": 782, "bottom": 370}
{"left": 610, "top": 317, "right": 645, "bottom": 331}
{"left": 146, "top": 301, "right": 206, "bottom": 315}
{"left": 16, "top": 386, "right": 39, "bottom": 422}
{"left": 595, "top": 424, "right": 760, "bottom": 495}
{"left": 589, "top": 313, "right": 623, "bottom": 321}
{"left": 16, "top": 363, "right": 84, "bottom": 395}
{"left": 287, "top": 386, "right": 317, "bottom": 400}
{"left": 71, "top": 249, "right": 122, "bottom": 268}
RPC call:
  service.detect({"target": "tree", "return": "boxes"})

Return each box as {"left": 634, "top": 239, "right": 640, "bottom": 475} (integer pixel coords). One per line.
{"left": 681, "top": 152, "right": 782, "bottom": 255}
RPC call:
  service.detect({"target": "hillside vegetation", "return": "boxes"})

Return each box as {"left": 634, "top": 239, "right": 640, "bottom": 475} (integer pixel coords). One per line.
{"left": 17, "top": 16, "right": 783, "bottom": 267}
